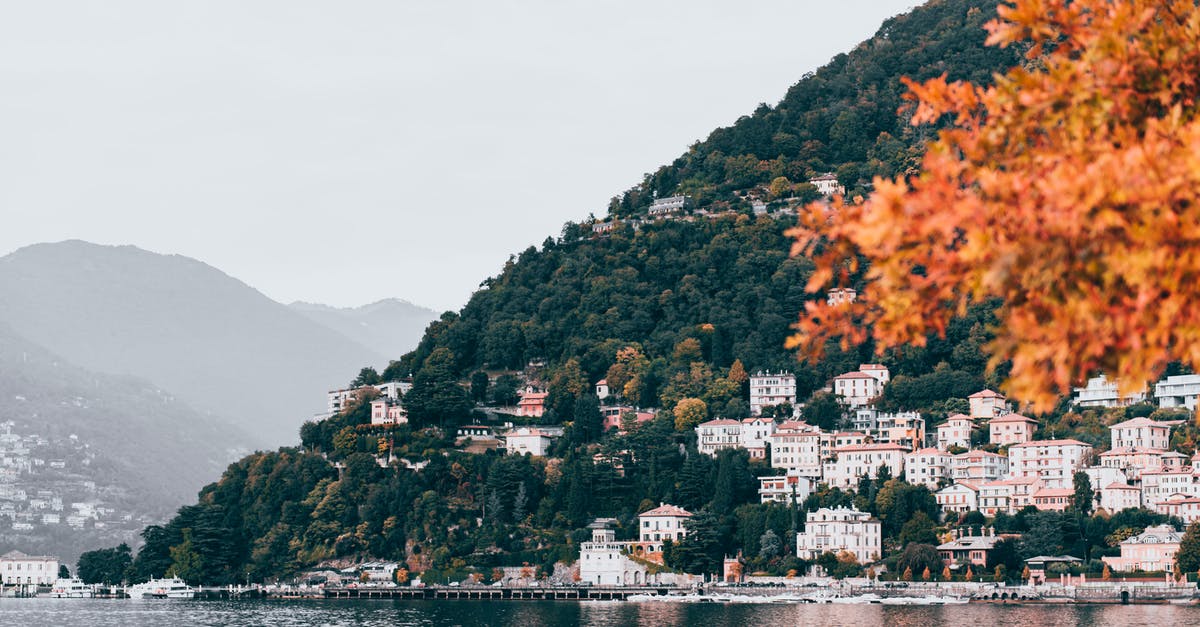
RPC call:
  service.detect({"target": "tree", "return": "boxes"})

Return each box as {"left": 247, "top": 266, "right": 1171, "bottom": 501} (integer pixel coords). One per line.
{"left": 801, "top": 392, "right": 842, "bottom": 430}
{"left": 405, "top": 348, "right": 472, "bottom": 427}
{"left": 896, "top": 544, "right": 941, "bottom": 581}
{"left": 59, "top": 565, "right": 70, "bottom": 579}
{"left": 470, "top": 371, "right": 490, "bottom": 403}
{"left": 759, "top": 529, "right": 782, "bottom": 560}
{"left": 901, "top": 567, "right": 912, "bottom": 581}
{"left": 77, "top": 543, "right": 133, "bottom": 585}
{"left": 788, "top": 0, "right": 1200, "bottom": 412}
{"left": 571, "top": 394, "right": 604, "bottom": 444}
{"left": 673, "top": 398, "right": 708, "bottom": 431}
{"left": 1176, "top": 522, "right": 1200, "bottom": 575}
{"left": 1072, "top": 471, "right": 1094, "bottom": 517}
{"left": 351, "top": 367, "right": 381, "bottom": 387}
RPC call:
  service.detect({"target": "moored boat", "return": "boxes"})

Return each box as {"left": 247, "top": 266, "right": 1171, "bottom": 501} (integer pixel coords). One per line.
{"left": 127, "top": 578, "right": 196, "bottom": 599}
{"left": 47, "top": 578, "right": 94, "bottom": 598}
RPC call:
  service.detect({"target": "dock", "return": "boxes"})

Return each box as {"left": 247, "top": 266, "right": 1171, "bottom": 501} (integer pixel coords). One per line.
{"left": 320, "top": 585, "right": 679, "bottom": 601}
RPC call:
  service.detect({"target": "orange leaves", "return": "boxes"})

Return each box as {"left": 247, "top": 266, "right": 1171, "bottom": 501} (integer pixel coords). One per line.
{"left": 789, "top": 0, "right": 1200, "bottom": 413}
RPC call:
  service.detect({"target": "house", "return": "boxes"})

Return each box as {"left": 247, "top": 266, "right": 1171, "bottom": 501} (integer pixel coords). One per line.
{"left": 1102, "top": 524, "right": 1183, "bottom": 573}
{"left": 857, "top": 410, "right": 924, "bottom": 451}
{"left": 1155, "top": 495, "right": 1200, "bottom": 523}
{"left": 579, "top": 518, "right": 647, "bottom": 586}
{"left": 1109, "top": 417, "right": 1174, "bottom": 451}
{"left": 739, "top": 417, "right": 777, "bottom": 460}
{"left": 1141, "top": 468, "right": 1200, "bottom": 507}
{"left": 1156, "top": 374, "right": 1200, "bottom": 410}
{"left": 1007, "top": 439, "right": 1093, "bottom": 488}
{"left": 0, "top": 550, "right": 59, "bottom": 586}
{"left": 1099, "top": 482, "right": 1142, "bottom": 513}
{"left": 827, "top": 288, "right": 857, "bottom": 306}
{"left": 833, "top": 366, "right": 888, "bottom": 407}
{"left": 749, "top": 371, "right": 797, "bottom": 416}
{"left": 951, "top": 450, "right": 1010, "bottom": 483}
{"left": 1073, "top": 374, "right": 1146, "bottom": 408}
{"left": 758, "top": 474, "right": 814, "bottom": 505}
{"left": 592, "top": 221, "right": 616, "bottom": 234}
{"left": 504, "top": 427, "right": 555, "bottom": 456}
{"left": 808, "top": 173, "right": 845, "bottom": 197}
{"left": 978, "top": 477, "right": 1042, "bottom": 515}
{"left": 369, "top": 398, "right": 408, "bottom": 426}
{"left": 1098, "top": 448, "right": 1166, "bottom": 479}
{"left": 795, "top": 506, "right": 881, "bottom": 565}
{"left": 516, "top": 387, "right": 548, "bottom": 418}
{"left": 768, "top": 421, "right": 826, "bottom": 479}
{"left": 938, "top": 527, "right": 1001, "bottom": 567}
{"left": 822, "top": 443, "right": 907, "bottom": 489}
{"left": 1031, "top": 487, "right": 1075, "bottom": 511}
{"left": 988, "top": 414, "right": 1039, "bottom": 446}
{"left": 937, "top": 414, "right": 975, "bottom": 451}
{"left": 936, "top": 482, "right": 980, "bottom": 514}
{"left": 326, "top": 380, "right": 408, "bottom": 416}
{"left": 595, "top": 379, "right": 610, "bottom": 400}
{"left": 601, "top": 406, "right": 655, "bottom": 432}
{"left": 969, "top": 389, "right": 1008, "bottom": 419}
{"left": 639, "top": 503, "right": 693, "bottom": 545}
{"left": 905, "top": 448, "right": 952, "bottom": 490}
{"left": 697, "top": 419, "right": 743, "bottom": 457}
{"left": 341, "top": 561, "right": 399, "bottom": 582}
{"left": 648, "top": 195, "right": 690, "bottom": 216}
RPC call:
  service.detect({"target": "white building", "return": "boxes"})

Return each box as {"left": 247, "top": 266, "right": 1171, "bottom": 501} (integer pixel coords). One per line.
{"left": 739, "top": 417, "right": 777, "bottom": 460}
{"left": 936, "top": 482, "right": 980, "bottom": 514}
{"left": 758, "top": 475, "right": 814, "bottom": 505}
{"left": 951, "top": 450, "right": 1010, "bottom": 483}
{"left": 1109, "top": 417, "right": 1174, "bottom": 451}
{"left": 1073, "top": 374, "right": 1146, "bottom": 408}
{"left": 648, "top": 195, "right": 690, "bottom": 216}
{"left": 937, "top": 414, "right": 975, "bottom": 451}
{"left": 579, "top": 519, "right": 647, "bottom": 586}
{"left": 833, "top": 373, "right": 882, "bottom": 408}
{"left": 854, "top": 409, "right": 924, "bottom": 451}
{"left": 796, "top": 507, "right": 881, "bottom": 565}
{"left": 978, "top": 477, "right": 1042, "bottom": 515}
{"left": 822, "top": 443, "right": 907, "bottom": 489}
{"left": 808, "top": 173, "right": 845, "bottom": 197}
{"left": 0, "top": 550, "right": 59, "bottom": 586}
{"left": 769, "top": 421, "right": 826, "bottom": 479}
{"left": 696, "top": 419, "right": 742, "bottom": 457}
{"left": 1098, "top": 448, "right": 1166, "bottom": 480}
{"left": 968, "top": 389, "right": 1008, "bottom": 419}
{"left": 749, "top": 371, "right": 797, "bottom": 416}
{"left": 905, "top": 448, "right": 952, "bottom": 490}
{"left": 595, "top": 379, "right": 610, "bottom": 400}
{"left": 639, "top": 503, "right": 693, "bottom": 544}
{"left": 1007, "top": 439, "right": 1093, "bottom": 488}
{"left": 1156, "top": 374, "right": 1200, "bottom": 410}
{"left": 327, "top": 380, "right": 409, "bottom": 415}
{"left": 988, "top": 413, "right": 1039, "bottom": 447}
{"left": 1099, "top": 482, "right": 1142, "bottom": 513}
{"left": 504, "top": 427, "right": 556, "bottom": 457}
{"left": 827, "top": 288, "right": 857, "bottom": 306}
{"left": 1140, "top": 468, "right": 1200, "bottom": 508}
{"left": 1155, "top": 495, "right": 1200, "bottom": 523}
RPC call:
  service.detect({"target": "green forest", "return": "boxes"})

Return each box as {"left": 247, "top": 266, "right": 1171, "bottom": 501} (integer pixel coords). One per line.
{"left": 72, "top": 0, "right": 1199, "bottom": 586}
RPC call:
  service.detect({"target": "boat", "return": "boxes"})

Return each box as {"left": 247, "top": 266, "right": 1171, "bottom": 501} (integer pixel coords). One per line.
{"left": 127, "top": 578, "right": 196, "bottom": 599}
{"left": 47, "top": 578, "right": 95, "bottom": 598}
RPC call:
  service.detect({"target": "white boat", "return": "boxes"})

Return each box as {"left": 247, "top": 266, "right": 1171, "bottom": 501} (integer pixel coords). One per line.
{"left": 47, "top": 578, "right": 95, "bottom": 598}
{"left": 127, "top": 578, "right": 196, "bottom": 599}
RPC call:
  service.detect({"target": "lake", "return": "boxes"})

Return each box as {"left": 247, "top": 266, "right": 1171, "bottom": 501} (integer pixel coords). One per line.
{"left": 0, "top": 598, "right": 1196, "bottom": 626}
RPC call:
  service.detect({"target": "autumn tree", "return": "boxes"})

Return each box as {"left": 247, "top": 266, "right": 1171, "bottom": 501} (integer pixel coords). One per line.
{"left": 673, "top": 398, "right": 709, "bottom": 431}
{"left": 788, "top": 0, "right": 1200, "bottom": 412}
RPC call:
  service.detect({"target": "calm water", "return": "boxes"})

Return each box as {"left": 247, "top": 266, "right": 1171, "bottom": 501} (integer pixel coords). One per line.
{"left": 0, "top": 599, "right": 1197, "bottom": 626}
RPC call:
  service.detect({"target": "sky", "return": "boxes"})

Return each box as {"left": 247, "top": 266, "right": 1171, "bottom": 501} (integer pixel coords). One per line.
{"left": 1, "top": 1, "right": 917, "bottom": 313}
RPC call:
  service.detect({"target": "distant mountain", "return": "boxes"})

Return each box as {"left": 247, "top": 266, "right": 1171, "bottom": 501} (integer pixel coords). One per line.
{"left": 290, "top": 299, "right": 438, "bottom": 362}
{"left": 0, "top": 241, "right": 387, "bottom": 445}
{"left": 0, "top": 323, "right": 246, "bottom": 563}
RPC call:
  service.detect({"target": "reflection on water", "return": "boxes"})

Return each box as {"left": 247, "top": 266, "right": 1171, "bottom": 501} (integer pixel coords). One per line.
{"left": 0, "top": 598, "right": 1196, "bottom": 627}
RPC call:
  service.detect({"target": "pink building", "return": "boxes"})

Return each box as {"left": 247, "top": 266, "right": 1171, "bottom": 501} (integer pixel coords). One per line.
{"left": 969, "top": 389, "right": 1007, "bottom": 419}
{"left": 601, "top": 406, "right": 655, "bottom": 432}
{"left": 1099, "top": 482, "right": 1142, "bottom": 513}
{"left": 516, "top": 387, "right": 548, "bottom": 418}
{"left": 989, "top": 413, "right": 1038, "bottom": 446}
{"left": 1031, "top": 487, "right": 1074, "bottom": 511}
{"left": 937, "top": 414, "right": 975, "bottom": 451}
{"left": 1109, "top": 417, "right": 1174, "bottom": 451}
{"left": 369, "top": 399, "right": 408, "bottom": 426}
{"left": 1156, "top": 495, "right": 1200, "bottom": 523}
{"left": 1102, "top": 525, "right": 1182, "bottom": 573}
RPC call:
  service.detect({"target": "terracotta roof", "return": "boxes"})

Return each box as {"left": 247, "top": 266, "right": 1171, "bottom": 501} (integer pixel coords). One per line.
{"left": 1110, "top": 417, "right": 1173, "bottom": 430}
{"left": 834, "top": 371, "right": 876, "bottom": 380}
{"left": 698, "top": 419, "right": 741, "bottom": 427}
{"left": 940, "top": 482, "right": 979, "bottom": 492}
{"left": 909, "top": 447, "right": 946, "bottom": 456}
{"left": 1104, "top": 482, "right": 1139, "bottom": 490}
{"left": 989, "top": 413, "right": 1038, "bottom": 424}
{"left": 859, "top": 364, "right": 888, "bottom": 371}
{"left": 943, "top": 414, "right": 974, "bottom": 423}
{"left": 834, "top": 443, "right": 908, "bottom": 452}
{"left": 953, "top": 450, "right": 1005, "bottom": 459}
{"left": 1033, "top": 488, "right": 1075, "bottom": 498}
{"left": 969, "top": 389, "right": 1005, "bottom": 399}
{"left": 640, "top": 504, "right": 693, "bottom": 518}
{"left": 1009, "top": 438, "right": 1089, "bottom": 448}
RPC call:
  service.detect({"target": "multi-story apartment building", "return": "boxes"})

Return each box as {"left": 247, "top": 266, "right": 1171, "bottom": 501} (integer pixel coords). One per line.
{"left": 1073, "top": 374, "right": 1146, "bottom": 408}
{"left": 951, "top": 450, "right": 1010, "bottom": 483}
{"left": 988, "top": 413, "right": 1039, "bottom": 447}
{"left": 937, "top": 414, "right": 975, "bottom": 450}
{"left": 696, "top": 419, "right": 742, "bottom": 457}
{"left": 1109, "top": 417, "right": 1173, "bottom": 450}
{"left": 1007, "top": 439, "right": 1093, "bottom": 488}
{"left": 822, "top": 443, "right": 907, "bottom": 489}
{"left": 739, "top": 417, "right": 777, "bottom": 460}
{"left": 749, "top": 371, "right": 797, "bottom": 416}
{"left": 768, "top": 421, "right": 826, "bottom": 479}
{"left": 1156, "top": 374, "right": 1200, "bottom": 410}
{"left": 905, "top": 448, "right": 952, "bottom": 490}
{"left": 795, "top": 506, "right": 881, "bottom": 565}
{"left": 969, "top": 389, "right": 1008, "bottom": 419}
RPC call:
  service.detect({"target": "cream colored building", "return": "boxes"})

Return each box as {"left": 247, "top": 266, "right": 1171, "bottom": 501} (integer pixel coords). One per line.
{"left": 1103, "top": 525, "right": 1182, "bottom": 572}
{"left": 937, "top": 414, "right": 975, "bottom": 450}
{"left": 1007, "top": 439, "right": 1092, "bottom": 488}
{"left": 796, "top": 506, "right": 881, "bottom": 565}
{"left": 0, "top": 550, "right": 59, "bottom": 586}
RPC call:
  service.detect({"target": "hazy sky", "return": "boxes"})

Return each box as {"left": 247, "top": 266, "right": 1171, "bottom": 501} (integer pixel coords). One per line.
{"left": 1, "top": 1, "right": 917, "bottom": 312}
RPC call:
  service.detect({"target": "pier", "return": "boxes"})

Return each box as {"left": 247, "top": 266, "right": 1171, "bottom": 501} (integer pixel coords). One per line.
{"left": 320, "top": 585, "right": 679, "bottom": 601}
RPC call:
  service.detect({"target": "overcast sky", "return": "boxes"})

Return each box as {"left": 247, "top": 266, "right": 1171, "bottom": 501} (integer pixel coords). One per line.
{"left": 1, "top": 1, "right": 916, "bottom": 312}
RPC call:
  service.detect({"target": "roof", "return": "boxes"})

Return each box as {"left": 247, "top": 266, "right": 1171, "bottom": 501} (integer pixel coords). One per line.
{"left": 859, "top": 364, "right": 888, "bottom": 371}
{"left": 938, "top": 536, "right": 1001, "bottom": 551}
{"left": 939, "top": 482, "right": 979, "bottom": 493}
{"left": 989, "top": 413, "right": 1038, "bottom": 424}
{"left": 834, "top": 443, "right": 908, "bottom": 453}
{"left": 1033, "top": 488, "right": 1075, "bottom": 498}
{"left": 943, "top": 414, "right": 974, "bottom": 423}
{"left": 1008, "top": 438, "right": 1089, "bottom": 448}
{"left": 809, "top": 173, "right": 838, "bottom": 182}
{"left": 640, "top": 504, "right": 693, "bottom": 518}
{"left": 1104, "top": 482, "right": 1139, "bottom": 491}
{"left": 1025, "top": 555, "right": 1081, "bottom": 564}
{"left": 953, "top": 450, "right": 1005, "bottom": 459}
{"left": 1099, "top": 447, "right": 1163, "bottom": 456}
{"left": 0, "top": 550, "right": 56, "bottom": 561}
{"left": 741, "top": 417, "right": 774, "bottom": 424}
{"left": 1121, "top": 524, "right": 1183, "bottom": 545}
{"left": 834, "top": 372, "right": 876, "bottom": 380}
{"left": 969, "top": 389, "right": 1005, "bottom": 399}
{"left": 698, "top": 419, "right": 741, "bottom": 427}
{"left": 1110, "top": 417, "right": 1173, "bottom": 430}
{"left": 909, "top": 447, "right": 946, "bottom": 456}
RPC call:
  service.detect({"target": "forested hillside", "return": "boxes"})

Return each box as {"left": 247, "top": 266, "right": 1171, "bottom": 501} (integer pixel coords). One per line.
{"left": 84, "top": 0, "right": 1076, "bottom": 587}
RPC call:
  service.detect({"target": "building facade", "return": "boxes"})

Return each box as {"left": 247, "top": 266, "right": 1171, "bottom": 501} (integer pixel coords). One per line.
{"left": 795, "top": 507, "right": 881, "bottom": 565}
{"left": 749, "top": 372, "right": 797, "bottom": 416}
